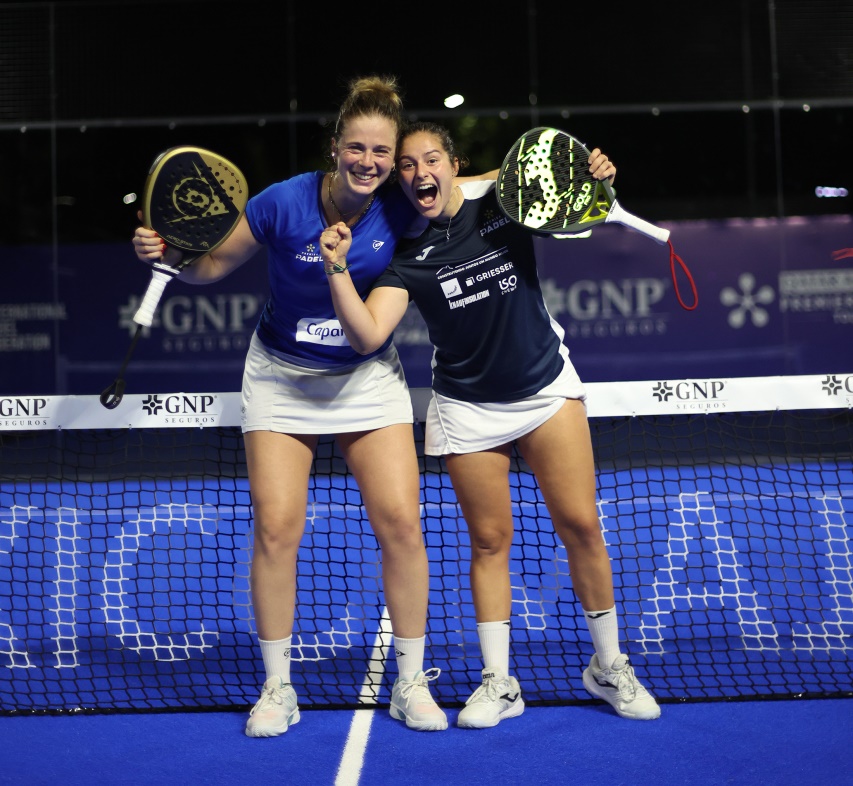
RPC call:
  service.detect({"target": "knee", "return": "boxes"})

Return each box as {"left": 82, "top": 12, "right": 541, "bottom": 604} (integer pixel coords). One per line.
{"left": 469, "top": 524, "right": 513, "bottom": 560}
{"left": 553, "top": 506, "right": 602, "bottom": 542}
{"left": 371, "top": 505, "right": 424, "bottom": 554}
{"left": 252, "top": 507, "right": 305, "bottom": 556}
{"left": 554, "top": 510, "right": 605, "bottom": 549}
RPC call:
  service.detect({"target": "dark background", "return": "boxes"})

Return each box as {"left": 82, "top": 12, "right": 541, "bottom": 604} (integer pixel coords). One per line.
{"left": 2, "top": 0, "right": 851, "bottom": 244}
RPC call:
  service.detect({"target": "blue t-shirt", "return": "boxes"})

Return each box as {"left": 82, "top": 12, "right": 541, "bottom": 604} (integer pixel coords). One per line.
{"left": 245, "top": 171, "right": 415, "bottom": 367}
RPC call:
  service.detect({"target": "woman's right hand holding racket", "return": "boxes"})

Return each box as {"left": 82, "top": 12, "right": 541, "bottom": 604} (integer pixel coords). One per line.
{"left": 131, "top": 219, "right": 189, "bottom": 328}
{"left": 132, "top": 215, "right": 185, "bottom": 269}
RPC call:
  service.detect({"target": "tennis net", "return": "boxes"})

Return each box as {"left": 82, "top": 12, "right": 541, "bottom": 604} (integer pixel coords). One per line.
{"left": 1, "top": 374, "right": 851, "bottom": 714}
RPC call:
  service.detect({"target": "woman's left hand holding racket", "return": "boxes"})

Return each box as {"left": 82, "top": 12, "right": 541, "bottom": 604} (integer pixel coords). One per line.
{"left": 587, "top": 147, "right": 617, "bottom": 184}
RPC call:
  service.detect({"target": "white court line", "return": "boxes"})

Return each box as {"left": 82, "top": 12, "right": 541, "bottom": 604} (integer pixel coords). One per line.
{"left": 334, "top": 607, "right": 393, "bottom": 786}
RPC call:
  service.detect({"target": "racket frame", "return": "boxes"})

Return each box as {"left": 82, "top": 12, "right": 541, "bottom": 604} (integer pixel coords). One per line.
{"left": 134, "top": 146, "right": 248, "bottom": 327}
{"left": 497, "top": 127, "right": 670, "bottom": 245}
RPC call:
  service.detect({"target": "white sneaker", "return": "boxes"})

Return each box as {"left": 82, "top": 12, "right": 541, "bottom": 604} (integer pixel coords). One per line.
{"left": 245, "top": 677, "right": 301, "bottom": 737}
{"left": 457, "top": 667, "right": 525, "bottom": 729}
{"left": 582, "top": 654, "right": 661, "bottom": 720}
{"left": 389, "top": 668, "right": 448, "bottom": 731}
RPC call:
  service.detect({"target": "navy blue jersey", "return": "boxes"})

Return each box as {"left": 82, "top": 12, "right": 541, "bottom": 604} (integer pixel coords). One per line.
{"left": 373, "top": 181, "right": 566, "bottom": 402}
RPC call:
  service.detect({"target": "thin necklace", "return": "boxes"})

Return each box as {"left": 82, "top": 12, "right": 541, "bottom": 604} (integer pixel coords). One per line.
{"left": 443, "top": 187, "right": 462, "bottom": 241}
{"left": 327, "top": 173, "right": 375, "bottom": 225}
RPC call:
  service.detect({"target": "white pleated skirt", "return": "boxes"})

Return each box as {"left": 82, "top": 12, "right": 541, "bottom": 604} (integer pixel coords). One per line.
{"left": 241, "top": 334, "right": 413, "bottom": 435}
{"left": 424, "top": 346, "right": 586, "bottom": 456}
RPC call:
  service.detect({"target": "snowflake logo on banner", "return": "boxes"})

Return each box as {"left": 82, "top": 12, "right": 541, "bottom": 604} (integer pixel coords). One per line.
{"left": 720, "top": 273, "right": 775, "bottom": 328}
{"left": 142, "top": 394, "right": 164, "bottom": 415}
{"left": 652, "top": 381, "right": 674, "bottom": 401}
{"left": 821, "top": 375, "right": 842, "bottom": 396}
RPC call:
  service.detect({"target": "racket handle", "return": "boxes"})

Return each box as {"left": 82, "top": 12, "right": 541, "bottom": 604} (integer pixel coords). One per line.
{"left": 606, "top": 200, "right": 670, "bottom": 245}
{"left": 133, "top": 268, "right": 173, "bottom": 327}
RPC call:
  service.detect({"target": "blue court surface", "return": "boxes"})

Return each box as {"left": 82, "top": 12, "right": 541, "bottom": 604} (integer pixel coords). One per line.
{"left": 2, "top": 697, "right": 852, "bottom": 785}
{"left": 2, "top": 443, "right": 851, "bottom": 785}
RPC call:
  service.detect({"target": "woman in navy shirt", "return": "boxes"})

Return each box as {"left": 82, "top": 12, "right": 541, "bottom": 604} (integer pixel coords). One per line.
{"left": 321, "top": 122, "right": 661, "bottom": 728}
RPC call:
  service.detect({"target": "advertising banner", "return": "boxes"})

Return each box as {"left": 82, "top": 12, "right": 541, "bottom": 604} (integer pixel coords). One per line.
{"left": 1, "top": 216, "right": 851, "bottom": 396}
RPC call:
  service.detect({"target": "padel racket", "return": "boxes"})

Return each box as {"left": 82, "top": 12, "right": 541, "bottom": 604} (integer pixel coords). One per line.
{"left": 497, "top": 127, "right": 697, "bottom": 309}
{"left": 100, "top": 146, "right": 248, "bottom": 409}
{"left": 497, "top": 127, "right": 669, "bottom": 243}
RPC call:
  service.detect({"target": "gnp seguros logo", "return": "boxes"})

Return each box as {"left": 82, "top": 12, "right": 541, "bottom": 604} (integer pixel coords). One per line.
{"left": 821, "top": 374, "right": 853, "bottom": 397}
{"left": 0, "top": 396, "right": 49, "bottom": 426}
{"left": 651, "top": 379, "right": 727, "bottom": 411}
{"left": 119, "top": 292, "right": 261, "bottom": 354}
{"left": 141, "top": 393, "right": 220, "bottom": 425}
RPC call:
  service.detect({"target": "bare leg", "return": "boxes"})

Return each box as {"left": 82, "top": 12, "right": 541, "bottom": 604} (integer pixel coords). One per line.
{"left": 337, "top": 424, "right": 427, "bottom": 639}
{"left": 517, "top": 399, "right": 614, "bottom": 611}
{"left": 244, "top": 430, "right": 317, "bottom": 640}
{"left": 445, "top": 445, "right": 515, "bottom": 623}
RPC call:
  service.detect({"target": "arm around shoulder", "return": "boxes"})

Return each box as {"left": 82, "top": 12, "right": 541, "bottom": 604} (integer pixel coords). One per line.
{"left": 455, "top": 168, "right": 499, "bottom": 184}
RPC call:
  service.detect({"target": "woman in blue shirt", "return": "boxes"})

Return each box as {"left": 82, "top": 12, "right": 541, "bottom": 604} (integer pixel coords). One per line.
{"left": 133, "top": 79, "right": 477, "bottom": 736}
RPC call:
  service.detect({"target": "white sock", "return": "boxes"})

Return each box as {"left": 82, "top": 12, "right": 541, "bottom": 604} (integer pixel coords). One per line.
{"left": 394, "top": 635, "right": 425, "bottom": 681}
{"left": 477, "top": 620, "right": 511, "bottom": 674}
{"left": 259, "top": 636, "right": 292, "bottom": 683}
{"left": 584, "top": 606, "right": 621, "bottom": 669}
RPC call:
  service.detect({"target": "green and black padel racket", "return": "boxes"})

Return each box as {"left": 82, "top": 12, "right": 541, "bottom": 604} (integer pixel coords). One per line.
{"left": 497, "top": 127, "right": 696, "bottom": 309}
{"left": 497, "top": 126, "right": 669, "bottom": 242}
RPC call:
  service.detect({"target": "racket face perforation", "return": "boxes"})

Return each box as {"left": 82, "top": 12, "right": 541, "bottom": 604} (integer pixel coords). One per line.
{"left": 497, "top": 127, "right": 611, "bottom": 234}
{"left": 143, "top": 147, "right": 248, "bottom": 255}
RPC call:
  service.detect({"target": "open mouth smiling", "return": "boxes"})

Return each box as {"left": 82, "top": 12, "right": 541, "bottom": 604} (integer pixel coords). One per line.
{"left": 416, "top": 183, "right": 438, "bottom": 207}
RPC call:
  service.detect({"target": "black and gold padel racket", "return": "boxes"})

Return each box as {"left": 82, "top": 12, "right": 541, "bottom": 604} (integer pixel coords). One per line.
{"left": 100, "top": 147, "right": 248, "bottom": 409}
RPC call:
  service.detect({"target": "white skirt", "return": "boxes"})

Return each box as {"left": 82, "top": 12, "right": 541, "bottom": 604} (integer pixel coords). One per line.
{"left": 241, "top": 334, "right": 413, "bottom": 435}
{"left": 424, "top": 347, "right": 586, "bottom": 456}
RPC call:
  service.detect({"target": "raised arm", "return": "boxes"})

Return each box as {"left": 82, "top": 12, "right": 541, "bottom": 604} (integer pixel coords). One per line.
{"left": 455, "top": 168, "right": 500, "bottom": 184}
{"left": 132, "top": 213, "right": 263, "bottom": 284}
{"left": 320, "top": 222, "right": 410, "bottom": 355}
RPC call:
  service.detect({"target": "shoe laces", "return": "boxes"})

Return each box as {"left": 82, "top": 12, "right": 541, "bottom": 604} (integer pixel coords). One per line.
{"left": 605, "top": 660, "right": 646, "bottom": 702}
{"left": 251, "top": 680, "right": 291, "bottom": 715}
{"left": 468, "top": 674, "right": 510, "bottom": 705}
{"left": 399, "top": 667, "right": 441, "bottom": 703}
